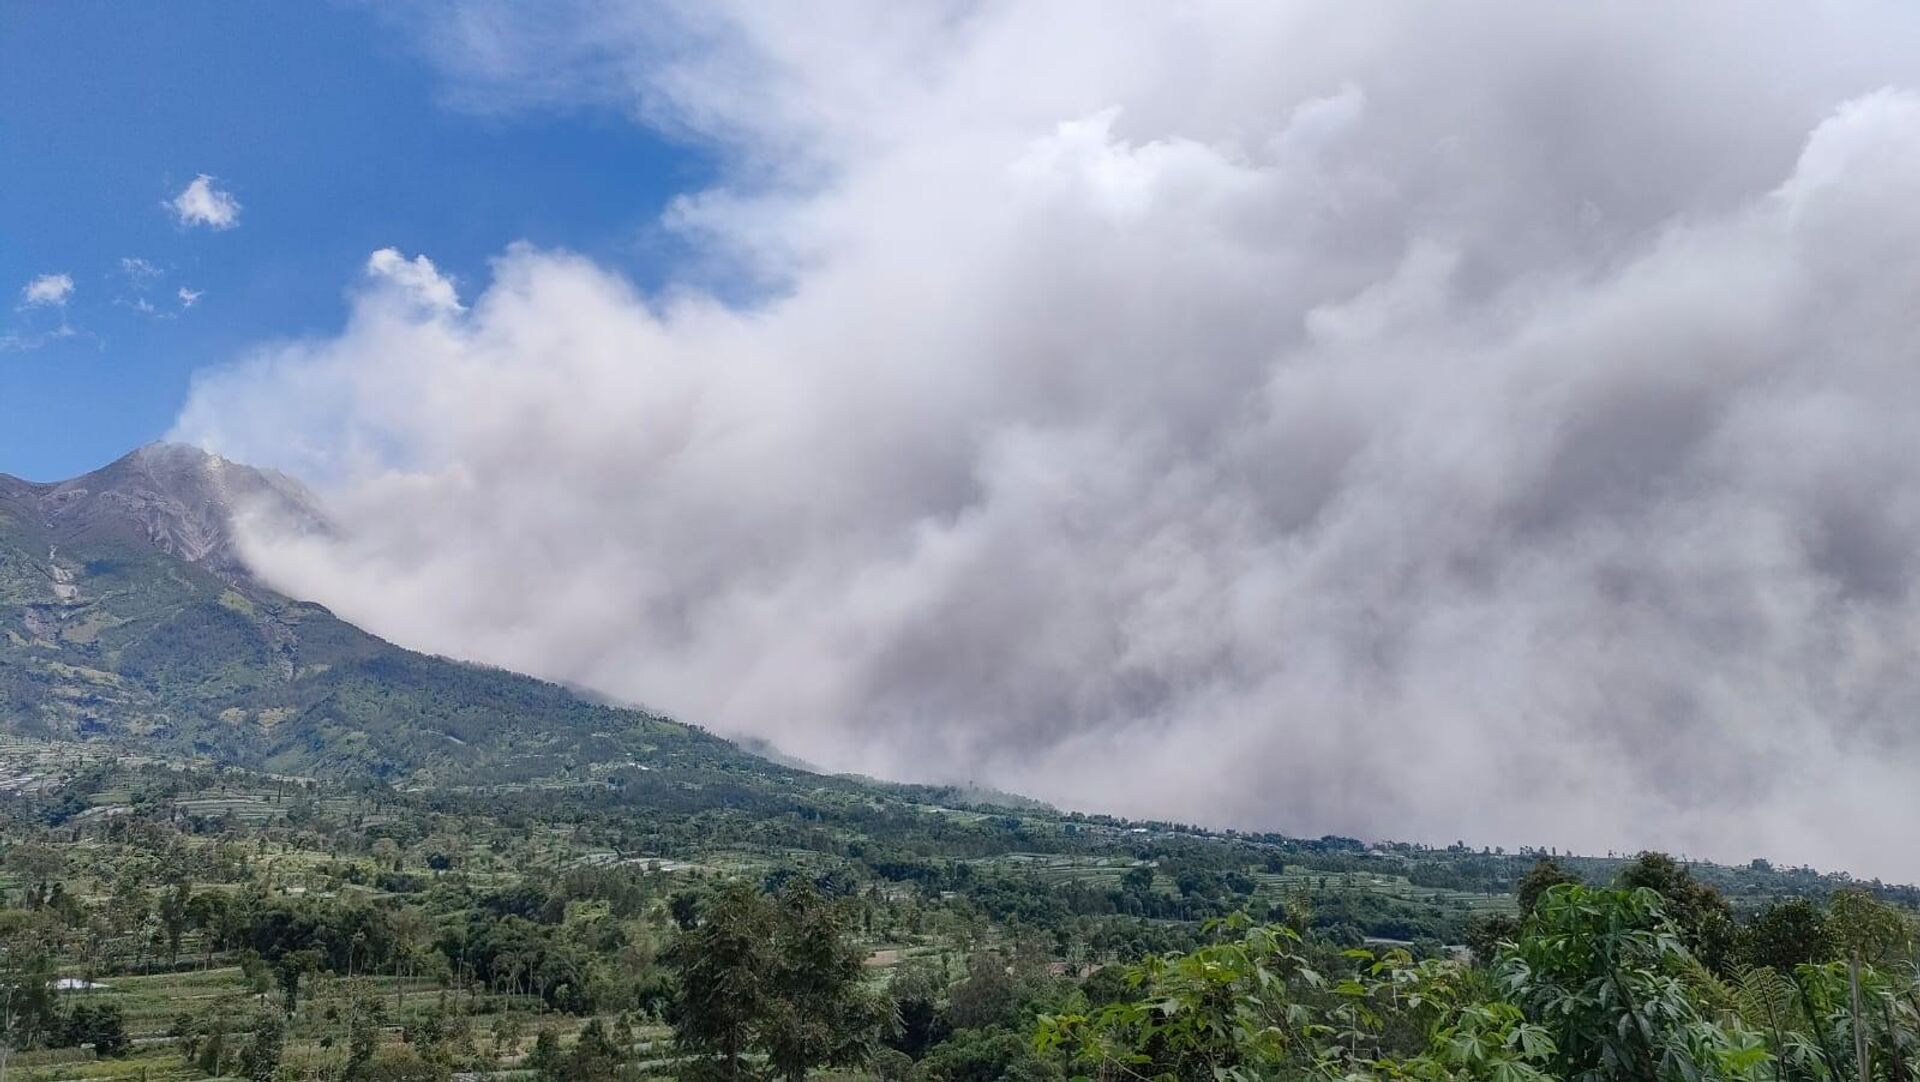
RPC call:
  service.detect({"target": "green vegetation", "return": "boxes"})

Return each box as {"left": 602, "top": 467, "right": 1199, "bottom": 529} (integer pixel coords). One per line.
{"left": 0, "top": 741, "right": 1907, "bottom": 1081}
{"left": 1040, "top": 880, "right": 1920, "bottom": 1082}
{"left": 6, "top": 453, "right": 1920, "bottom": 1079}
{"left": 0, "top": 485, "right": 775, "bottom": 785}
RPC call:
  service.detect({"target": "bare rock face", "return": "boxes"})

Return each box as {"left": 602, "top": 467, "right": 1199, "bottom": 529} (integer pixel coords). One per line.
{"left": 0, "top": 443, "right": 327, "bottom": 582}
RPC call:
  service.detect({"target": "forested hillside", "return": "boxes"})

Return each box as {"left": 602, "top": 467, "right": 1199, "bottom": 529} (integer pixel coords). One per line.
{"left": 0, "top": 741, "right": 1912, "bottom": 1081}
{"left": 0, "top": 445, "right": 777, "bottom": 784}
{"left": 1, "top": 446, "right": 1917, "bottom": 1081}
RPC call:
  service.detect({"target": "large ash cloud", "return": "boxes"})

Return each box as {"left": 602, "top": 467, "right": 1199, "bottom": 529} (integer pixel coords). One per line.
{"left": 177, "top": 4, "right": 1920, "bottom": 874}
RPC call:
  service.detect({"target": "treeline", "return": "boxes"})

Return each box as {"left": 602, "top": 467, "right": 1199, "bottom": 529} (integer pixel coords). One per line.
{"left": 637, "top": 849, "right": 1920, "bottom": 1081}
{"left": 1038, "top": 873, "right": 1920, "bottom": 1082}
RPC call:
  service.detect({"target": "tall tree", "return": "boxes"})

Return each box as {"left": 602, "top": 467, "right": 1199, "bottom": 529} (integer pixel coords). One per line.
{"left": 240, "top": 1007, "right": 285, "bottom": 1082}
{"left": 667, "top": 881, "right": 777, "bottom": 1081}
{"left": 1742, "top": 898, "right": 1830, "bottom": 971}
{"left": 668, "top": 879, "right": 883, "bottom": 1081}
{"left": 762, "top": 880, "right": 884, "bottom": 1081}
{"left": 1617, "top": 852, "right": 1738, "bottom": 973}
{"left": 158, "top": 881, "right": 192, "bottom": 968}
{"left": 1516, "top": 858, "right": 1577, "bottom": 915}
{"left": 0, "top": 926, "right": 59, "bottom": 1078}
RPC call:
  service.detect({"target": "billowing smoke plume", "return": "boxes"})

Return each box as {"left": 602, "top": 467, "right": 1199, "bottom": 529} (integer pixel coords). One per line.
{"left": 176, "top": 3, "right": 1920, "bottom": 875}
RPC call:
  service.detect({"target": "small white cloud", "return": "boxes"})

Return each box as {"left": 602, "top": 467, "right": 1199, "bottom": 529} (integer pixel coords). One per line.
{"left": 21, "top": 273, "right": 74, "bottom": 307}
{"left": 115, "top": 293, "right": 175, "bottom": 320}
{"left": 167, "top": 174, "right": 242, "bottom": 230}
{"left": 177, "top": 286, "right": 204, "bottom": 308}
{"left": 0, "top": 323, "right": 88, "bottom": 352}
{"left": 120, "top": 257, "right": 164, "bottom": 286}
{"left": 366, "top": 248, "right": 462, "bottom": 311}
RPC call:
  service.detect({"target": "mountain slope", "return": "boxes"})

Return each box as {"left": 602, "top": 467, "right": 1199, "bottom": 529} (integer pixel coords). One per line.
{"left": 1, "top": 441, "right": 327, "bottom": 580}
{"left": 0, "top": 443, "right": 770, "bottom": 784}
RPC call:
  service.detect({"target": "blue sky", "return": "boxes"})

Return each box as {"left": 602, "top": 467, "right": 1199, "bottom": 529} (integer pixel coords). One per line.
{"left": 0, "top": 2, "right": 705, "bottom": 481}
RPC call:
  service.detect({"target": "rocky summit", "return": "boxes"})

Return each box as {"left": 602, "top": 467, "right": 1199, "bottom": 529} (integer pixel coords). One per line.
{"left": 0, "top": 442, "right": 326, "bottom": 583}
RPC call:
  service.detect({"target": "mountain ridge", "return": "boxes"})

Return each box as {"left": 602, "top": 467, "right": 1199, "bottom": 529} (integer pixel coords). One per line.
{"left": 0, "top": 441, "right": 327, "bottom": 583}
{"left": 4, "top": 446, "right": 1913, "bottom": 908}
{"left": 0, "top": 441, "right": 783, "bottom": 788}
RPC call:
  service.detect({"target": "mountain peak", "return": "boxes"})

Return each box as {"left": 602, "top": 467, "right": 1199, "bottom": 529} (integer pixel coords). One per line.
{"left": 3, "top": 441, "right": 327, "bottom": 581}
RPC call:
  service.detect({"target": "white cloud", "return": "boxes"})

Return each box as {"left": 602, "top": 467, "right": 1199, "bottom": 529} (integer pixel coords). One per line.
{"left": 21, "top": 273, "right": 74, "bottom": 307}
{"left": 180, "top": 3, "right": 1920, "bottom": 876}
{"left": 114, "top": 259, "right": 176, "bottom": 318}
{"left": 177, "top": 287, "right": 204, "bottom": 309}
{"left": 120, "top": 257, "right": 164, "bottom": 286}
{"left": 365, "top": 249, "right": 461, "bottom": 312}
{"left": 0, "top": 327, "right": 79, "bottom": 352}
{"left": 167, "top": 174, "right": 241, "bottom": 230}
